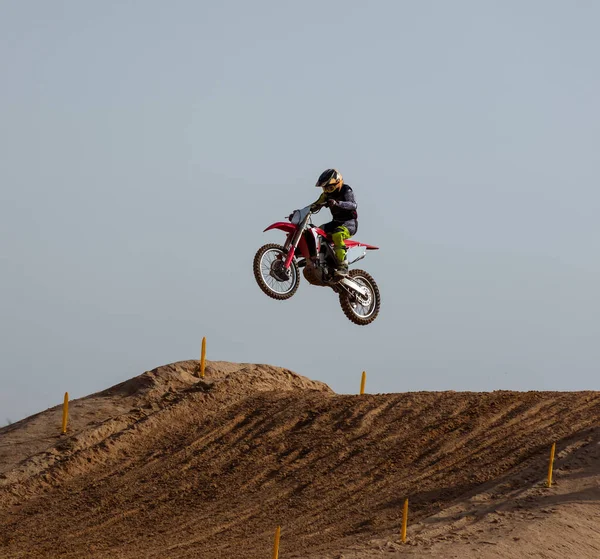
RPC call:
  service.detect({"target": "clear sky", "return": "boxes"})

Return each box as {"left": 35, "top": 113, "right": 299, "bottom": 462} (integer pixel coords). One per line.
{"left": 2, "top": 1, "right": 599, "bottom": 424}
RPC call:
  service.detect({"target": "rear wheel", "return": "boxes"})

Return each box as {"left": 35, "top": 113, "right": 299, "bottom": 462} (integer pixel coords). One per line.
{"left": 339, "top": 269, "right": 381, "bottom": 325}
{"left": 253, "top": 243, "right": 300, "bottom": 300}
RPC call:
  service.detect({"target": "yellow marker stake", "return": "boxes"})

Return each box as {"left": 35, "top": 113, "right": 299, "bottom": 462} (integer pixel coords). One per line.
{"left": 61, "top": 392, "right": 69, "bottom": 434}
{"left": 401, "top": 498, "right": 409, "bottom": 543}
{"left": 200, "top": 336, "right": 206, "bottom": 378}
{"left": 547, "top": 442, "right": 556, "bottom": 487}
{"left": 360, "top": 371, "right": 366, "bottom": 395}
{"left": 272, "top": 525, "right": 281, "bottom": 559}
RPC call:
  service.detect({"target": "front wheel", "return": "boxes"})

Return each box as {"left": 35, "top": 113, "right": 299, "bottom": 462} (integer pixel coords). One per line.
{"left": 339, "top": 269, "right": 381, "bottom": 325}
{"left": 253, "top": 243, "right": 300, "bottom": 300}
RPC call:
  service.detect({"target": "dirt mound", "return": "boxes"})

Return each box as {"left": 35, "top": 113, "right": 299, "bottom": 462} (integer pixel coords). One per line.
{"left": 1, "top": 361, "right": 599, "bottom": 558}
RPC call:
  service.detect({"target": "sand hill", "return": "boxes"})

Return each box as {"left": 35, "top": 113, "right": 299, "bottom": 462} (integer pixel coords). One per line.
{"left": 1, "top": 360, "right": 599, "bottom": 558}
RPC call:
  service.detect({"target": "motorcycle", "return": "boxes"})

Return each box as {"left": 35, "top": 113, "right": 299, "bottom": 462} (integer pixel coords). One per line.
{"left": 253, "top": 205, "right": 381, "bottom": 325}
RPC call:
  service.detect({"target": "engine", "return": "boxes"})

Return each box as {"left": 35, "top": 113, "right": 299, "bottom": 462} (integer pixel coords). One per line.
{"left": 302, "top": 261, "right": 326, "bottom": 286}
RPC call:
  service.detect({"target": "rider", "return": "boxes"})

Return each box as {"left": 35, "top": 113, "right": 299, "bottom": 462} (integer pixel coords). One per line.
{"left": 311, "top": 168, "right": 358, "bottom": 277}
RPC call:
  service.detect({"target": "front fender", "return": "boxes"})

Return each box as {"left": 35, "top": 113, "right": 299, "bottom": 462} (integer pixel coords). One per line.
{"left": 263, "top": 222, "right": 297, "bottom": 234}
{"left": 264, "top": 222, "right": 311, "bottom": 260}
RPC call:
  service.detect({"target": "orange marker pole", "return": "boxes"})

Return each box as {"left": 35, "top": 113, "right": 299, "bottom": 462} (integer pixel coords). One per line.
{"left": 272, "top": 525, "right": 281, "bottom": 559}
{"left": 200, "top": 336, "right": 206, "bottom": 378}
{"left": 547, "top": 442, "right": 556, "bottom": 487}
{"left": 401, "top": 498, "right": 409, "bottom": 543}
{"left": 61, "top": 392, "right": 69, "bottom": 434}
{"left": 360, "top": 371, "right": 366, "bottom": 395}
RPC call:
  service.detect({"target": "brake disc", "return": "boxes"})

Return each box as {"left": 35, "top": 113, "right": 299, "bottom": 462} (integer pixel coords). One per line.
{"left": 270, "top": 260, "right": 291, "bottom": 282}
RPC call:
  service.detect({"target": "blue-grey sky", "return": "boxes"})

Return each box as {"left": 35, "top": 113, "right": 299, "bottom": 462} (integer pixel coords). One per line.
{"left": 2, "top": 1, "right": 599, "bottom": 423}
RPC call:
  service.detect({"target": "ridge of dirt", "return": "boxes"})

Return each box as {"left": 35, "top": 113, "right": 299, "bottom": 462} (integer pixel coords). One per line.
{"left": 0, "top": 361, "right": 330, "bottom": 485}
{"left": 1, "top": 360, "right": 599, "bottom": 558}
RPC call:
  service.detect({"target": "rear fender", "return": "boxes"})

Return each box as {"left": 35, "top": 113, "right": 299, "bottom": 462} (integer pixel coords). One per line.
{"left": 345, "top": 240, "right": 379, "bottom": 250}
{"left": 314, "top": 227, "right": 378, "bottom": 251}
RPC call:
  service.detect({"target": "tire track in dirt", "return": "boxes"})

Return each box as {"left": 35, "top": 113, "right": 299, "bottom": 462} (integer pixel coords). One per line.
{"left": 1, "top": 361, "right": 599, "bottom": 558}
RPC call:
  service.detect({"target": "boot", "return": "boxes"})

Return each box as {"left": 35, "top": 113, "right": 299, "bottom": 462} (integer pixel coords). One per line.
{"left": 334, "top": 260, "right": 349, "bottom": 278}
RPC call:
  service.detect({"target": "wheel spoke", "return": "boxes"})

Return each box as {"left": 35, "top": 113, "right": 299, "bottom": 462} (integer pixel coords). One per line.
{"left": 258, "top": 248, "right": 296, "bottom": 295}
{"left": 337, "top": 269, "right": 380, "bottom": 325}
{"left": 348, "top": 277, "right": 375, "bottom": 318}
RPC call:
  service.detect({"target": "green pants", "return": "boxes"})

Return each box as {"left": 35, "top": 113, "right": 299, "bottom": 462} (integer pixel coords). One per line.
{"left": 331, "top": 226, "right": 351, "bottom": 264}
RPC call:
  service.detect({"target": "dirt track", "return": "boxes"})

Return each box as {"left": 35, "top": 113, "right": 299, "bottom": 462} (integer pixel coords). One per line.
{"left": 1, "top": 361, "right": 599, "bottom": 558}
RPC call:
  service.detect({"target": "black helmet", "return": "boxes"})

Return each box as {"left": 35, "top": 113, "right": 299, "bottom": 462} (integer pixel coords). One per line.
{"left": 316, "top": 168, "right": 343, "bottom": 193}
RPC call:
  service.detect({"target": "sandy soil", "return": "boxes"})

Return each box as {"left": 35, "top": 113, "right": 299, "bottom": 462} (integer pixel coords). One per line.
{"left": 1, "top": 360, "right": 599, "bottom": 558}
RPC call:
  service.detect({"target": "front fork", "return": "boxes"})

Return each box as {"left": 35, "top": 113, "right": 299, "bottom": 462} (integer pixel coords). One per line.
{"left": 284, "top": 246, "right": 296, "bottom": 268}
{"left": 283, "top": 226, "right": 304, "bottom": 269}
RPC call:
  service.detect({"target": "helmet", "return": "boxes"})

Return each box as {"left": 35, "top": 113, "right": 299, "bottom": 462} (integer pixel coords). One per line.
{"left": 316, "top": 168, "right": 343, "bottom": 193}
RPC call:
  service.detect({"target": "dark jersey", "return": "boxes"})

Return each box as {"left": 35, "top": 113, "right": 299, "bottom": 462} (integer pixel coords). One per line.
{"left": 313, "top": 183, "right": 358, "bottom": 223}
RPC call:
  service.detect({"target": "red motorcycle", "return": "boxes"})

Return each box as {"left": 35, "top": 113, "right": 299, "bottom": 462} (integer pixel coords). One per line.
{"left": 253, "top": 205, "right": 381, "bottom": 325}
